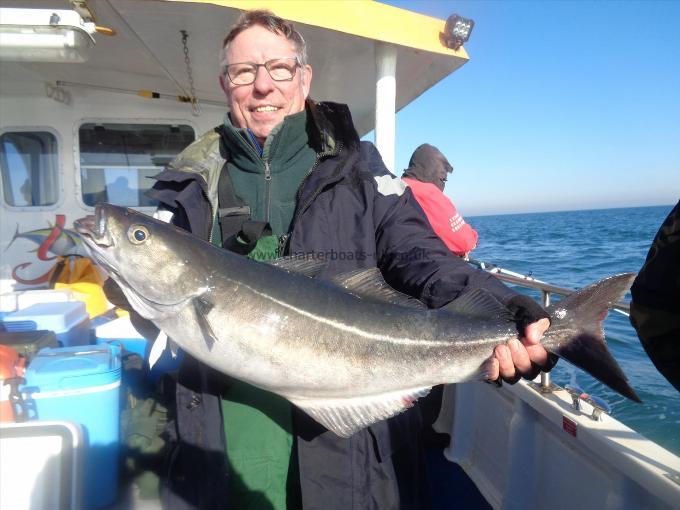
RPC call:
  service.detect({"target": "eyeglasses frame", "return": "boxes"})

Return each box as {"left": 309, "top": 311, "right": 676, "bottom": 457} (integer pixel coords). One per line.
{"left": 222, "top": 56, "right": 302, "bottom": 85}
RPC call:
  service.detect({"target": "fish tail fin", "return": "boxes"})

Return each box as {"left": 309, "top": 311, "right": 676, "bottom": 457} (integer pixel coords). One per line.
{"left": 547, "top": 273, "right": 641, "bottom": 403}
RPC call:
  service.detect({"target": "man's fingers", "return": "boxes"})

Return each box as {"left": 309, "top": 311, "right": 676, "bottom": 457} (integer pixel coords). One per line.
{"left": 482, "top": 358, "right": 499, "bottom": 381}
{"left": 484, "top": 322, "right": 555, "bottom": 385}
{"left": 494, "top": 344, "right": 517, "bottom": 381}
{"left": 520, "top": 318, "right": 553, "bottom": 373}
{"left": 524, "top": 318, "right": 551, "bottom": 344}
{"left": 494, "top": 340, "right": 541, "bottom": 383}
{"left": 525, "top": 344, "right": 551, "bottom": 369}
{"left": 508, "top": 338, "right": 532, "bottom": 374}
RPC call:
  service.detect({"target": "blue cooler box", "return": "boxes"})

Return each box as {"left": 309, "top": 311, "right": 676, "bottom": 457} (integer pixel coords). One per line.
{"left": 95, "top": 316, "right": 148, "bottom": 358}
{"left": 3, "top": 302, "right": 90, "bottom": 347}
{"left": 23, "top": 344, "right": 121, "bottom": 509}
{"left": 95, "top": 315, "right": 183, "bottom": 382}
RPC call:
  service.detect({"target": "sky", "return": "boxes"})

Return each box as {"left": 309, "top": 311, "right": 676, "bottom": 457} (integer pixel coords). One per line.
{"left": 375, "top": 0, "right": 680, "bottom": 216}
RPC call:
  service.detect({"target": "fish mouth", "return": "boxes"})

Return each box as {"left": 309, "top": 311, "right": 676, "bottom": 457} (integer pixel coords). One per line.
{"left": 73, "top": 205, "right": 120, "bottom": 278}
{"left": 73, "top": 204, "right": 113, "bottom": 248}
{"left": 73, "top": 203, "right": 199, "bottom": 318}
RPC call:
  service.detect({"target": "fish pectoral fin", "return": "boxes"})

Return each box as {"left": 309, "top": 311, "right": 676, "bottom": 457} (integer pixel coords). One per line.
{"left": 290, "top": 386, "right": 431, "bottom": 438}
{"left": 193, "top": 296, "right": 218, "bottom": 350}
{"left": 267, "top": 256, "right": 326, "bottom": 277}
{"left": 330, "top": 268, "right": 426, "bottom": 309}
{"left": 443, "top": 288, "right": 514, "bottom": 320}
{"left": 148, "top": 331, "right": 168, "bottom": 369}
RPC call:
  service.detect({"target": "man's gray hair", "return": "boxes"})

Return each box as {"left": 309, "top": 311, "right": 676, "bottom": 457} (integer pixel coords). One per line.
{"left": 219, "top": 9, "right": 308, "bottom": 74}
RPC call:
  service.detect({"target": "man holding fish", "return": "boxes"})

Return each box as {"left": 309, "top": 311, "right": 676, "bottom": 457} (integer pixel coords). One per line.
{"left": 109, "top": 9, "right": 555, "bottom": 510}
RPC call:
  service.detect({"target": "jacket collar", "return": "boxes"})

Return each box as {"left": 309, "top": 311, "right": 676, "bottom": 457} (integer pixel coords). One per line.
{"left": 305, "top": 100, "right": 360, "bottom": 154}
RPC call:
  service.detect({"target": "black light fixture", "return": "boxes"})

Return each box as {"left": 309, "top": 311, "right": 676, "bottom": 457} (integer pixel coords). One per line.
{"left": 441, "top": 14, "right": 475, "bottom": 51}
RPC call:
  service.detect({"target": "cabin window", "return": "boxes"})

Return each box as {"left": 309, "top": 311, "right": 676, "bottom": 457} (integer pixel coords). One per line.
{"left": 79, "top": 123, "right": 195, "bottom": 208}
{"left": 0, "top": 131, "right": 59, "bottom": 207}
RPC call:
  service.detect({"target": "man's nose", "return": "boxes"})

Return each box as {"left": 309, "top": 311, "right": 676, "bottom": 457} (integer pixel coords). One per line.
{"left": 253, "top": 66, "right": 275, "bottom": 94}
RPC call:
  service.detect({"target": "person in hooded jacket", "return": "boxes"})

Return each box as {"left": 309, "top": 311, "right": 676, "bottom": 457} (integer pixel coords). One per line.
{"left": 402, "top": 144, "right": 478, "bottom": 257}
{"left": 113, "top": 9, "right": 555, "bottom": 510}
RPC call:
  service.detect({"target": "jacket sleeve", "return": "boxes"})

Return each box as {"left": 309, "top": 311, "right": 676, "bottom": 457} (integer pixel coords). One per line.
{"left": 360, "top": 143, "right": 515, "bottom": 308}
{"left": 630, "top": 201, "right": 680, "bottom": 392}
{"left": 405, "top": 180, "right": 478, "bottom": 256}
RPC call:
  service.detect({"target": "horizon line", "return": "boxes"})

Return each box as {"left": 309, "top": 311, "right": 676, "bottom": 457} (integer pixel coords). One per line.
{"left": 466, "top": 202, "right": 676, "bottom": 218}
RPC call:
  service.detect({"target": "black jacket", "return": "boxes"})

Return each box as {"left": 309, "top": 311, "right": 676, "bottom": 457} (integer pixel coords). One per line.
{"left": 148, "top": 101, "right": 517, "bottom": 509}
{"left": 630, "top": 201, "right": 680, "bottom": 392}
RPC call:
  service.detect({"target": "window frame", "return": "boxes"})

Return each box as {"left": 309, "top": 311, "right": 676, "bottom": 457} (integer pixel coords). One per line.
{"left": 0, "top": 126, "right": 63, "bottom": 212}
{"left": 75, "top": 119, "right": 197, "bottom": 211}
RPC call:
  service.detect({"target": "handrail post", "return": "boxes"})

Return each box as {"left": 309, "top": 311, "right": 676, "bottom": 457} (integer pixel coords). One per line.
{"left": 540, "top": 290, "right": 551, "bottom": 389}
{"left": 541, "top": 289, "right": 551, "bottom": 308}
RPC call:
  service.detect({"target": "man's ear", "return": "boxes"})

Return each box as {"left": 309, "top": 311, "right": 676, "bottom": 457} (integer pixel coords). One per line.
{"left": 301, "top": 65, "right": 313, "bottom": 98}
{"left": 219, "top": 74, "right": 229, "bottom": 96}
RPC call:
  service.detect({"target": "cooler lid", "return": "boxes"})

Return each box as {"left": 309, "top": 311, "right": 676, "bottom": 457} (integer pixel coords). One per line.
{"left": 3, "top": 302, "right": 88, "bottom": 334}
{"left": 24, "top": 344, "right": 121, "bottom": 391}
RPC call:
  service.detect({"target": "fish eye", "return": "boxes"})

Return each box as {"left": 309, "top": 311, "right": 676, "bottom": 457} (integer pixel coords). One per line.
{"left": 128, "top": 225, "right": 150, "bottom": 244}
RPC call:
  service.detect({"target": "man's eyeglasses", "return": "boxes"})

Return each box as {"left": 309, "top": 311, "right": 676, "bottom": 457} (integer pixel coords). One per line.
{"left": 223, "top": 57, "right": 300, "bottom": 85}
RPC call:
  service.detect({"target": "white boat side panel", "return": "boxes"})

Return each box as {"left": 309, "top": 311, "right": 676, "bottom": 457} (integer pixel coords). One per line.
{"left": 445, "top": 381, "right": 680, "bottom": 510}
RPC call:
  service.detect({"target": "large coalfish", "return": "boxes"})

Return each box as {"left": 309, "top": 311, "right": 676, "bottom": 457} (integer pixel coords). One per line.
{"left": 75, "top": 204, "right": 640, "bottom": 437}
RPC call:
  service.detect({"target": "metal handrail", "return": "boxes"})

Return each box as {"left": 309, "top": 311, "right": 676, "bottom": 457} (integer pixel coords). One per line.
{"left": 489, "top": 272, "right": 630, "bottom": 314}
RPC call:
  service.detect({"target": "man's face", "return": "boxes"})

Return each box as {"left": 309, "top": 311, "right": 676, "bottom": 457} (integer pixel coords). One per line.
{"left": 220, "top": 25, "right": 312, "bottom": 143}
{"left": 434, "top": 161, "right": 449, "bottom": 191}
{"left": 430, "top": 154, "right": 451, "bottom": 191}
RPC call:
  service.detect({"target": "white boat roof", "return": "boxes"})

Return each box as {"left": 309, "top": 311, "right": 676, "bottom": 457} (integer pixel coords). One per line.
{"left": 2, "top": 0, "right": 469, "bottom": 135}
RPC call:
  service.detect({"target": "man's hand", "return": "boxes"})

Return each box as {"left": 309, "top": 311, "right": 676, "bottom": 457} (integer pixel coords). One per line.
{"left": 483, "top": 295, "right": 553, "bottom": 384}
{"left": 483, "top": 318, "right": 551, "bottom": 383}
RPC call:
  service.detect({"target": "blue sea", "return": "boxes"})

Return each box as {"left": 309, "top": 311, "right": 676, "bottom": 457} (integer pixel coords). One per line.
{"left": 467, "top": 205, "right": 679, "bottom": 456}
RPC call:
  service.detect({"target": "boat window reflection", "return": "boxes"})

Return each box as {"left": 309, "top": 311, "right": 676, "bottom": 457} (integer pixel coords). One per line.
{"left": 79, "top": 123, "right": 195, "bottom": 208}
{"left": 0, "top": 131, "right": 59, "bottom": 207}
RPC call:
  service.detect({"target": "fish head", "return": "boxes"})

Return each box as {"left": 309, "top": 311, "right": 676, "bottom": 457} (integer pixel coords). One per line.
{"left": 74, "top": 203, "right": 209, "bottom": 320}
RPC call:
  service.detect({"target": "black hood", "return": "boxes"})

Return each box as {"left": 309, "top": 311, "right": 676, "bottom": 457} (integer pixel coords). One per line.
{"left": 402, "top": 144, "right": 453, "bottom": 191}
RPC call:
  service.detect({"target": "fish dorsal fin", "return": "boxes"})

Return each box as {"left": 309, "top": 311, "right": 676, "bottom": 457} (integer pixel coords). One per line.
{"left": 267, "top": 256, "right": 326, "bottom": 278}
{"left": 290, "top": 386, "right": 431, "bottom": 438}
{"left": 443, "top": 289, "right": 514, "bottom": 321}
{"left": 330, "top": 268, "right": 426, "bottom": 309}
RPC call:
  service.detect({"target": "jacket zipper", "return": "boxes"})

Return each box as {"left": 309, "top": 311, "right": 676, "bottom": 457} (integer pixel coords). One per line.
{"left": 207, "top": 199, "right": 215, "bottom": 244}
{"left": 263, "top": 159, "right": 272, "bottom": 224}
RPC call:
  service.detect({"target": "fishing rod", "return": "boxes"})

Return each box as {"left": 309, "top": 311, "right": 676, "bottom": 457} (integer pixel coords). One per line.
{"left": 466, "top": 257, "right": 630, "bottom": 316}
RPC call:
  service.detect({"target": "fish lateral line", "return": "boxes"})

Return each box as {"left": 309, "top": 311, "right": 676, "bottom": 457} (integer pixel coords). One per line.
{"left": 239, "top": 282, "right": 457, "bottom": 347}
